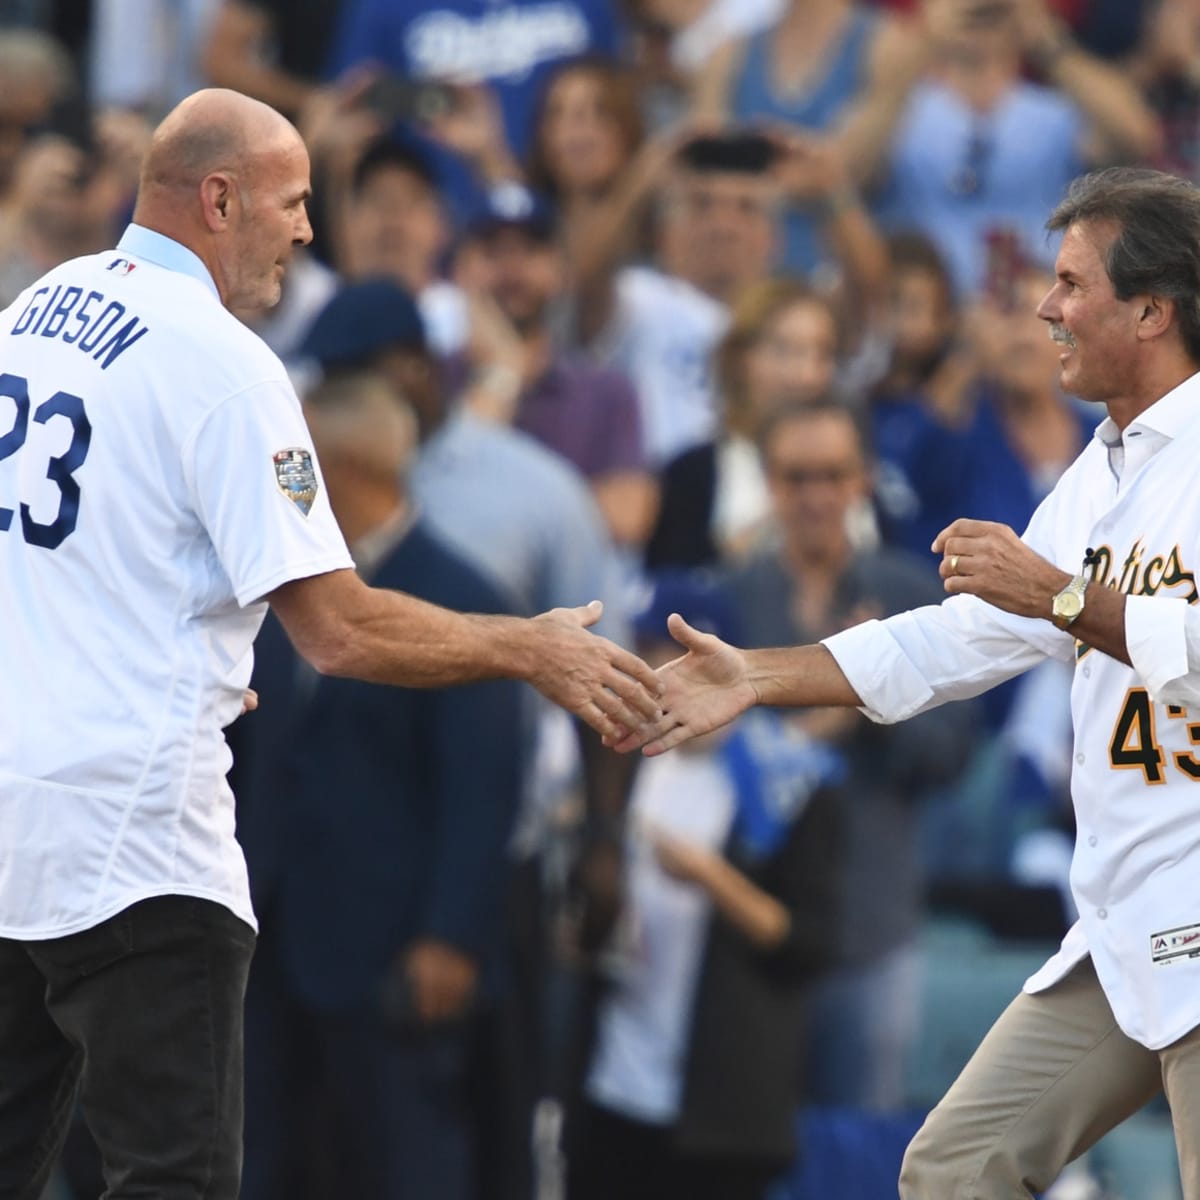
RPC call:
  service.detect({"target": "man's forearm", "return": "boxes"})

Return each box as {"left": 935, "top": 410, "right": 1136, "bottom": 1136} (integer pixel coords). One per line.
{"left": 270, "top": 567, "right": 549, "bottom": 688}
{"left": 745, "top": 643, "right": 863, "bottom": 709}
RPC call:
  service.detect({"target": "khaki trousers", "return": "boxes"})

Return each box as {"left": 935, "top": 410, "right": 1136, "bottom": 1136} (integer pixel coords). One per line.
{"left": 899, "top": 956, "right": 1200, "bottom": 1199}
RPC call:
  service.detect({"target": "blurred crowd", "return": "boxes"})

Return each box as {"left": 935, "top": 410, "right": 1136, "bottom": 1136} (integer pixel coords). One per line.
{"left": 6, "top": 0, "right": 1198, "bottom": 1197}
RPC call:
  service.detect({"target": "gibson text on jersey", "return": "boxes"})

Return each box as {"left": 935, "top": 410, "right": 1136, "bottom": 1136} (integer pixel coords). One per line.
{"left": 10, "top": 282, "right": 149, "bottom": 370}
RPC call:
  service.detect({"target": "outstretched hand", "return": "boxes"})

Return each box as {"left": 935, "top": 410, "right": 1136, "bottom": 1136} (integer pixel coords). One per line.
{"left": 609, "top": 613, "right": 759, "bottom": 756}
{"left": 527, "top": 601, "right": 664, "bottom": 739}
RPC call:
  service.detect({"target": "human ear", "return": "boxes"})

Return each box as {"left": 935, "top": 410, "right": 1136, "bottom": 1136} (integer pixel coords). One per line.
{"left": 1136, "top": 294, "right": 1174, "bottom": 342}
{"left": 199, "top": 173, "right": 235, "bottom": 231}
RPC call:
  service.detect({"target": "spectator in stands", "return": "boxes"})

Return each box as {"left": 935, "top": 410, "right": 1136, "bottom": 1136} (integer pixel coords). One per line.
{"left": 202, "top": 0, "right": 353, "bottom": 120}
{"left": 866, "top": 0, "right": 1161, "bottom": 297}
{"left": 236, "top": 371, "right": 524, "bottom": 1200}
{"left": 952, "top": 265, "right": 1097, "bottom": 541}
{"left": 297, "top": 279, "right": 624, "bottom": 634}
{"left": 325, "top": 0, "right": 621, "bottom": 225}
{"left": 0, "top": 28, "right": 74, "bottom": 199}
{"left": 1126, "top": 0, "right": 1200, "bottom": 182}
{"left": 691, "top": 0, "right": 912, "bottom": 275}
{"left": 332, "top": 137, "right": 482, "bottom": 359}
{"left": 712, "top": 280, "right": 843, "bottom": 550}
{"left": 89, "top": 0, "right": 219, "bottom": 116}
{"left": 726, "top": 399, "right": 976, "bottom": 1111}
{"left": 0, "top": 106, "right": 150, "bottom": 307}
{"left": 648, "top": 278, "right": 846, "bottom": 566}
{"left": 453, "top": 191, "right": 659, "bottom": 551}
{"left": 874, "top": 250, "right": 1094, "bottom": 547}
{"left": 869, "top": 230, "right": 976, "bottom": 562}
{"left": 202, "top": 0, "right": 383, "bottom": 272}
{"left": 574, "top": 129, "right": 887, "bottom": 477}
{"left": 566, "top": 572, "right": 842, "bottom": 1200}
{"left": 298, "top": 279, "right": 639, "bottom": 1199}
{"left": 527, "top": 57, "right": 647, "bottom": 293}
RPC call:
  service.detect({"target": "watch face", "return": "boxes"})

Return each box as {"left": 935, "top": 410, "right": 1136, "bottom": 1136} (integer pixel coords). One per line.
{"left": 1056, "top": 592, "right": 1083, "bottom": 619}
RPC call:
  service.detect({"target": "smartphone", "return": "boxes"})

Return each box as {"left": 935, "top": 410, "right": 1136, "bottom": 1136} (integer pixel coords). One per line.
{"left": 983, "top": 226, "right": 1023, "bottom": 311}
{"left": 363, "top": 75, "right": 457, "bottom": 126}
{"left": 963, "top": 0, "right": 1015, "bottom": 25}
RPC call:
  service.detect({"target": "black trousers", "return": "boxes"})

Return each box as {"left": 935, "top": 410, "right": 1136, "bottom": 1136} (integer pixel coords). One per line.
{"left": 0, "top": 895, "right": 256, "bottom": 1200}
{"left": 566, "top": 1101, "right": 782, "bottom": 1200}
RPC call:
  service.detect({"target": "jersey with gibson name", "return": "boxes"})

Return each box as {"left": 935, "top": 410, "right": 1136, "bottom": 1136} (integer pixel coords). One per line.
{"left": 0, "top": 224, "right": 353, "bottom": 939}
{"left": 824, "top": 372, "right": 1200, "bottom": 1050}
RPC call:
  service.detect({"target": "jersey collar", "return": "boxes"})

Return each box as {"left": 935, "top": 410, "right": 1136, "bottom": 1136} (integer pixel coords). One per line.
{"left": 116, "top": 224, "right": 221, "bottom": 302}
{"left": 1093, "top": 369, "right": 1200, "bottom": 449}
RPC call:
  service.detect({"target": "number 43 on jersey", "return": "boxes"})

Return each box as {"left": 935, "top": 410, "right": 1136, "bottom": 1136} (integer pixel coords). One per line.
{"left": 1110, "top": 688, "right": 1200, "bottom": 784}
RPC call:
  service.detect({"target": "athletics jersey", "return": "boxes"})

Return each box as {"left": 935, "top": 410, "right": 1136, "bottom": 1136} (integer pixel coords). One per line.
{"left": 0, "top": 225, "right": 353, "bottom": 938}
{"left": 824, "top": 371, "right": 1200, "bottom": 1049}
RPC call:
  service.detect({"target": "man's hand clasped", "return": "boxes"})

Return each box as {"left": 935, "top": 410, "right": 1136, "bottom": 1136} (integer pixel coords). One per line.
{"left": 527, "top": 601, "right": 666, "bottom": 739}
{"left": 606, "top": 613, "right": 759, "bottom": 756}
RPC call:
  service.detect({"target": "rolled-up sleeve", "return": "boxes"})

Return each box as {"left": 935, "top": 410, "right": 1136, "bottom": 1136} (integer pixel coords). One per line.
{"left": 823, "top": 595, "right": 1072, "bottom": 724}
{"left": 1129, "top": 593, "right": 1200, "bottom": 707}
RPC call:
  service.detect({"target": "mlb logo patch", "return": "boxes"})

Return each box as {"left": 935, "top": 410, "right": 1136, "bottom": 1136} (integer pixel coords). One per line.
{"left": 273, "top": 447, "right": 318, "bottom": 517}
{"left": 106, "top": 257, "right": 137, "bottom": 275}
{"left": 1150, "top": 922, "right": 1200, "bottom": 966}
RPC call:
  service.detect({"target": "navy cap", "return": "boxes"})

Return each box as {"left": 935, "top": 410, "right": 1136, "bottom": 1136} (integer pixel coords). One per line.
{"left": 463, "top": 183, "right": 556, "bottom": 243}
{"left": 632, "top": 569, "right": 742, "bottom": 646}
{"left": 299, "top": 278, "right": 428, "bottom": 369}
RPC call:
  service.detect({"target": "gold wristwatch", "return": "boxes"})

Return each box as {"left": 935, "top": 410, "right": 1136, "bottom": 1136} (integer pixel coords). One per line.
{"left": 1051, "top": 573, "right": 1089, "bottom": 630}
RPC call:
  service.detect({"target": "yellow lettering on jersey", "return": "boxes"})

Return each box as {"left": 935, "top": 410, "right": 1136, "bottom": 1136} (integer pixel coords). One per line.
{"left": 1077, "top": 541, "right": 1197, "bottom": 659}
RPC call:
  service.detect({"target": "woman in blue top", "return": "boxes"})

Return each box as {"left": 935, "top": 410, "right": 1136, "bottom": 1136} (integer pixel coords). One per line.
{"left": 692, "top": 0, "right": 910, "bottom": 274}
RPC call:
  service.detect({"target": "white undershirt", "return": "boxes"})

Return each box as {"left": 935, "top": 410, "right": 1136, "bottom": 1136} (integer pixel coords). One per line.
{"left": 586, "top": 751, "right": 735, "bottom": 1123}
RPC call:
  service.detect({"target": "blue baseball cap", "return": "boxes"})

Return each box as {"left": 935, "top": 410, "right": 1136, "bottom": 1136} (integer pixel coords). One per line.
{"left": 299, "top": 278, "right": 428, "bottom": 368}
{"left": 631, "top": 569, "right": 742, "bottom": 646}
{"left": 462, "top": 183, "right": 556, "bottom": 243}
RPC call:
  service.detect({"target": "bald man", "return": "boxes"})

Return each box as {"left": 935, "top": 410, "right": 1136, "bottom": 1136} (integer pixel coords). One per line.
{"left": 238, "top": 372, "right": 524, "bottom": 1199}
{"left": 0, "top": 89, "right": 657, "bottom": 1200}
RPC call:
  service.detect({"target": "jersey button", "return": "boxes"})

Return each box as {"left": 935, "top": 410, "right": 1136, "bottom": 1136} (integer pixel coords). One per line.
{"left": 1097, "top": 908, "right": 1108, "bottom": 919}
{"left": 1083, "top": 666, "right": 1091, "bottom": 678}
{"left": 1076, "top": 753, "right": 1086, "bottom": 765}
{"left": 1088, "top": 835, "right": 1098, "bottom": 847}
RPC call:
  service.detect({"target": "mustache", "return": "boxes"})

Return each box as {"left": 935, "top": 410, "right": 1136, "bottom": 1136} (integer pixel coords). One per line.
{"left": 1048, "top": 323, "right": 1076, "bottom": 349}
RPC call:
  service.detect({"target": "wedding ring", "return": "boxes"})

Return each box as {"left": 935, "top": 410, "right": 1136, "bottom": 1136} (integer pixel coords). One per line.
{"left": 950, "top": 555, "right": 960, "bottom": 572}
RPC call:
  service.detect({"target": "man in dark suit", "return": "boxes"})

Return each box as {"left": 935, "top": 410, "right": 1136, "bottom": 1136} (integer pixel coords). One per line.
{"left": 233, "top": 370, "right": 524, "bottom": 1200}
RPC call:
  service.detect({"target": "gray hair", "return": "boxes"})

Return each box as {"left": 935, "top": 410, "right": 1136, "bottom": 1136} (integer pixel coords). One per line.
{"left": 1047, "top": 167, "right": 1200, "bottom": 363}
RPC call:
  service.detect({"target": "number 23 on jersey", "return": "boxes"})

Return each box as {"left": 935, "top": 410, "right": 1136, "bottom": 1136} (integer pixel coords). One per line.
{"left": 0, "top": 372, "right": 91, "bottom": 550}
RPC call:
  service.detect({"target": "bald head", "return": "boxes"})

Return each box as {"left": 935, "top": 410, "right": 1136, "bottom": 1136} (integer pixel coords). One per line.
{"left": 130, "top": 88, "right": 313, "bottom": 313}
{"left": 138, "top": 88, "right": 298, "bottom": 196}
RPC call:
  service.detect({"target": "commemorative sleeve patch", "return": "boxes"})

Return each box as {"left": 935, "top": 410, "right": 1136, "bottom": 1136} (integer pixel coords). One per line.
{"left": 1150, "top": 922, "right": 1200, "bottom": 966}
{"left": 273, "top": 447, "right": 318, "bottom": 517}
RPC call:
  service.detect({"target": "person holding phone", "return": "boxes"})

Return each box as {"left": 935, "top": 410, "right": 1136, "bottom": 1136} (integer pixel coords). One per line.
{"left": 857, "top": 0, "right": 1160, "bottom": 298}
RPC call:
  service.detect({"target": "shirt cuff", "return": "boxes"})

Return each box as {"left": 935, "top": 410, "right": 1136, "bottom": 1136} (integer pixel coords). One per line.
{"left": 1126, "top": 593, "right": 1190, "bottom": 701}
{"left": 822, "top": 619, "right": 937, "bottom": 725}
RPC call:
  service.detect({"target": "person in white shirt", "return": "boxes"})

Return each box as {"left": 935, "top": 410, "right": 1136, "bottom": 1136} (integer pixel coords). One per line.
{"left": 615, "top": 166, "right": 1200, "bottom": 1199}
{"left": 0, "top": 88, "right": 660, "bottom": 1200}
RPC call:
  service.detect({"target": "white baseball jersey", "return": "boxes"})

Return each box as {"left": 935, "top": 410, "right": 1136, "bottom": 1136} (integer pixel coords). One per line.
{"left": 0, "top": 225, "right": 353, "bottom": 939}
{"left": 824, "top": 371, "right": 1200, "bottom": 1050}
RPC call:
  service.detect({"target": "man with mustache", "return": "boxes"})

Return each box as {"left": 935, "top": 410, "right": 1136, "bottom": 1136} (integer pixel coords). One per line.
{"left": 618, "top": 166, "right": 1200, "bottom": 1200}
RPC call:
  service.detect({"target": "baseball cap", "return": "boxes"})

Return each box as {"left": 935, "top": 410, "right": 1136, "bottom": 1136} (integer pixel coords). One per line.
{"left": 299, "top": 278, "right": 428, "bottom": 369}
{"left": 462, "top": 183, "right": 556, "bottom": 243}
{"left": 631, "top": 569, "right": 742, "bottom": 647}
